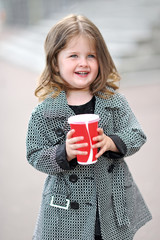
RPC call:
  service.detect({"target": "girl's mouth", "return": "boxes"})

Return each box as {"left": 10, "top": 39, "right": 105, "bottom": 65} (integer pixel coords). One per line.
{"left": 75, "top": 71, "right": 89, "bottom": 77}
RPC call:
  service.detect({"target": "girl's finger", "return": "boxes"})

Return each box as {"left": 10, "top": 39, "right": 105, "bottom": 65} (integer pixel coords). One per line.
{"left": 67, "top": 136, "right": 84, "bottom": 144}
{"left": 75, "top": 150, "right": 88, "bottom": 156}
{"left": 92, "top": 141, "right": 103, "bottom": 149}
{"left": 92, "top": 128, "right": 104, "bottom": 141}
{"left": 97, "top": 128, "right": 103, "bottom": 134}
{"left": 71, "top": 142, "right": 88, "bottom": 149}
{"left": 92, "top": 135, "right": 103, "bottom": 142}
{"left": 66, "top": 129, "right": 75, "bottom": 139}
{"left": 96, "top": 149, "right": 105, "bottom": 158}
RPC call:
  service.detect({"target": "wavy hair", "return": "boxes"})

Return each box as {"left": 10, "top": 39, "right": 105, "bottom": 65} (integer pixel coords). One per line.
{"left": 35, "top": 14, "right": 120, "bottom": 101}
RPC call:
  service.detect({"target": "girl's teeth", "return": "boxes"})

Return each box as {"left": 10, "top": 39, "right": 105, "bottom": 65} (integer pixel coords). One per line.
{"left": 77, "top": 72, "right": 88, "bottom": 75}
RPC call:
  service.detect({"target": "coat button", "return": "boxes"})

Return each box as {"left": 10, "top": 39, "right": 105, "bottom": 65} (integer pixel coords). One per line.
{"left": 108, "top": 164, "right": 115, "bottom": 173}
{"left": 55, "top": 128, "right": 64, "bottom": 137}
{"left": 69, "top": 174, "right": 78, "bottom": 183}
{"left": 70, "top": 201, "right": 79, "bottom": 209}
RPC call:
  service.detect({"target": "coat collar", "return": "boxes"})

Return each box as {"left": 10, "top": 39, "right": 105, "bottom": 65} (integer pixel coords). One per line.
{"left": 95, "top": 92, "right": 122, "bottom": 110}
{"left": 43, "top": 91, "right": 75, "bottom": 119}
{"left": 43, "top": 91, "right": 122, "bottom": 119}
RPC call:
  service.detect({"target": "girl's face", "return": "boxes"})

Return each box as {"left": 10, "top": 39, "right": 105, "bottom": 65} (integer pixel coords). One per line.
{"left": 57, "top": 35, "right": 99, "bottom": 91}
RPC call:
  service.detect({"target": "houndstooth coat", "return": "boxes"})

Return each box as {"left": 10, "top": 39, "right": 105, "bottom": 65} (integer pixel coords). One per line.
{"left": 26, "top": 91, "right": 152, "bottom": 240}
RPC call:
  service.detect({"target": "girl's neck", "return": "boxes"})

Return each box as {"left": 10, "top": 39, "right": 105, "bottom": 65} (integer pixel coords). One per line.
{"left": 66, "top": 89, "right": 93, "bottom": 106}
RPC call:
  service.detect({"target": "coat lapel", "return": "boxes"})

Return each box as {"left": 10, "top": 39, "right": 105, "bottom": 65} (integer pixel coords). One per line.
{"left": 43, "top": 91, "right": 122, "bottom": 128}
{"left": 94, "top": 93, "right": 122, "bottom": 129}
{"left": 43, "top": 91, "right": 75, "bottom": 119}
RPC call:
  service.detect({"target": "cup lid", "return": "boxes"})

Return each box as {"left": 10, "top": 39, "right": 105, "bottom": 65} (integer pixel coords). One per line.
{"left": 68, "top": 114, "right": 100, "bottom": 124}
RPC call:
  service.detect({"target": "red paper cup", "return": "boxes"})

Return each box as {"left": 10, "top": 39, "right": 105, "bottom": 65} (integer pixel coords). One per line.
{"left": 68, "top": 114, "right": 100, "bottom": 165}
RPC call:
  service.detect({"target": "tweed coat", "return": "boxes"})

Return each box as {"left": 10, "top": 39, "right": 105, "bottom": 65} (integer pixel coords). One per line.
{"left": 26, "top": 91, "right": 152, "bottom": 240}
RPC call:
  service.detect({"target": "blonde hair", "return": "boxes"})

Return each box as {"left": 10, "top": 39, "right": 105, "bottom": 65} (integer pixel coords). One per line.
{"left": 35, "top": 14, "right": 120, "bottom": 101}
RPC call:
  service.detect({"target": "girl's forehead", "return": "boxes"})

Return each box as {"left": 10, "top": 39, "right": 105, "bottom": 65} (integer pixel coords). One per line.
{"left": 66, "top": 34, "right": 96, "bottom": 51}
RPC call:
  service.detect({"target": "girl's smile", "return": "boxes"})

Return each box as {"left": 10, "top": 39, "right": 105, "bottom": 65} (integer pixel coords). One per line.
{"left": 57, "top": 35, "right": 99, "bottom": 90}
{"left": 75, "top": 71, "right": 89, "bottom": 77}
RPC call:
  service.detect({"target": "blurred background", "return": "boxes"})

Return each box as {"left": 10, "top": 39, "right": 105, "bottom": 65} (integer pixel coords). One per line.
{"left": 0, "top": 0, "right": 160, "bottom": 239}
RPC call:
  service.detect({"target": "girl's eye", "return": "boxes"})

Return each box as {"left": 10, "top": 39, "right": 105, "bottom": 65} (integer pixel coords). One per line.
{"left": 88, "top": 54, "right": 96, "bottom": 58}
{"left": 70, "top": 55, "right": 78, "bottom": 58}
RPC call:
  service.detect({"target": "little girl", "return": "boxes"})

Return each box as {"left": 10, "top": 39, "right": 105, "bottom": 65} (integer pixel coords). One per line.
{"left": 26, "top": 14, "right": 152, "bottom": 240}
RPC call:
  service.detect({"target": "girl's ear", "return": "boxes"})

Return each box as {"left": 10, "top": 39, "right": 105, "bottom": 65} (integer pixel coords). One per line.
{"left": 55, "top": 65, "right": 59, "bottom": 72}
{"left": 52, "top": 58, "right": 59, "bottom": 73}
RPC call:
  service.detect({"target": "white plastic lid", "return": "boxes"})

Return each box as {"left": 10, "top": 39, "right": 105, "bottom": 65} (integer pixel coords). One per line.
{"left": 68, "top": 114, "right": 100, "bottom": 124}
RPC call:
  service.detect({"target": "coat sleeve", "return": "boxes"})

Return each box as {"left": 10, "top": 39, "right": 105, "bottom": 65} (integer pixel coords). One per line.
{"left": 112, "top": 93, "right": 147, "bottom": 157}
{"left": 26, "top": 107, "right": 77, "bottom": 175}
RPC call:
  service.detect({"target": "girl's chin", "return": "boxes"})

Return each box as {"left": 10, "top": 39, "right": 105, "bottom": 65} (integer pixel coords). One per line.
{"left": 67, "top": 88, "right": 89, "bottom": 93}
{"left": 71, "top": 86, "right": 90, "bottom": 91}
{"left": 65, "top": 83, "right": 90, "bottom": 91}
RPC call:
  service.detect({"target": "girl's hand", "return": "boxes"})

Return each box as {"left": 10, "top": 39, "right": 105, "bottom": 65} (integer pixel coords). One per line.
{"left": 92, "top": 128, "right": 119, "bottom": 158}
{"left": 66, "top": 129, "right": 88, "bottom": 161}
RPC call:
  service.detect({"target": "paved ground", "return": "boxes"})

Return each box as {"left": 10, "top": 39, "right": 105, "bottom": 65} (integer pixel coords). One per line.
{"left": 0, "top": 58, "right": 160, "bottom": 239}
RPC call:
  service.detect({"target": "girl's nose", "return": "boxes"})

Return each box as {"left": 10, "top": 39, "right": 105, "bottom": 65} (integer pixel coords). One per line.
{"left": 79, "top": 57, "right": 88, "bottom": 67}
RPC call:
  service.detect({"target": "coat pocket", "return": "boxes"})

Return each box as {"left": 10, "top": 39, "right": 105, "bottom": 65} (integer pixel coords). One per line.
{"left": 50, "top": 194, "right": 70, "bottom": 210}
{"left": 43, "top": 174, "right": 70, "bottom": 210}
